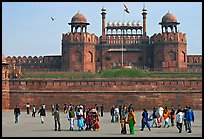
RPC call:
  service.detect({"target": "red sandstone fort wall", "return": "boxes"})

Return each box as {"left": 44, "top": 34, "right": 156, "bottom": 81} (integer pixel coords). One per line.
{"left": 5, "top": 78, "right": 202, "bottom": 111}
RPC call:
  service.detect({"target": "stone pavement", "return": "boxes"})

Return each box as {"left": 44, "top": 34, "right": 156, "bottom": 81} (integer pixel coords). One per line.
{"left": 2, "top": 110, "right": 202, "bottom": 137}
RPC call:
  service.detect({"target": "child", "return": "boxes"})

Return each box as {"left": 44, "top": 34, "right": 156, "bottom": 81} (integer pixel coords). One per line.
{"left": 85, "top": 114, "right": 91, "bottom": 131}
{"left": 121, "top": 117, "right": 127, "bottom": 134}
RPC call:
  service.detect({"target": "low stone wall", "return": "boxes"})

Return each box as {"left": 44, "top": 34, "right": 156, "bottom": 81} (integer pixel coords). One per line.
{"left": 3, "top": 78, "right": 202, "bottom": 111}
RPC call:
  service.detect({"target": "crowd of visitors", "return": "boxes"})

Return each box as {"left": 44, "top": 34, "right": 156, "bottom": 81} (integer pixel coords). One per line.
{"left": 13, "top": 103, "right": 195, "bottom": 135}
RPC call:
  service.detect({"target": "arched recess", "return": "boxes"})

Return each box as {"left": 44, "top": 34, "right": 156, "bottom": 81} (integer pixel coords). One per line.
{"left": 156, "top": 51, "right": 162, "bottom": 62}
{"left": 168, "top": 50, "right": 176, "bottom": 61}
{"left": 181, "top": 51, "right": 186, "bottom": 62}
{"left": 87, "top": 51, "right": 93, "bottom": 62}
{"left": 73, "top": 51, "right": 82, "bottom": 63}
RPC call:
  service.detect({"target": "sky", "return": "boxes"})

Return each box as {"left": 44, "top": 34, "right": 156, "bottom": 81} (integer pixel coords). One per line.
{"left": 2, "top": 2, "right": 202, "bottom": 57}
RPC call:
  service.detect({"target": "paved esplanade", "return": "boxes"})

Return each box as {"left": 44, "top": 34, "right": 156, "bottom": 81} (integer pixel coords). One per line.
{"left": 2, "top": 110, "right": 202, "bottom": 137}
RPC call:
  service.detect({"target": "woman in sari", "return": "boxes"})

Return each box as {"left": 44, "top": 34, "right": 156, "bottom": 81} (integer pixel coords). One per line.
{"left": 76, "top": 106, "right": 85, "bottom": 131}
{"left": 127, "top": 109, "right": 136, "bottom": 134}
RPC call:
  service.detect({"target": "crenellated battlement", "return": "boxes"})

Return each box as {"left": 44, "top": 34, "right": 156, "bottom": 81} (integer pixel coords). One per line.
{"left": 150, "top": 32, "right": 186, "bottom": 44}
{"left": 6, "top": 56, "right": 44, "bottom": 64}
{"left": 187, "top": 55, "right": 202, "bottom": 64}
{"left": 62, "top": 32, "right": 98, "bottom": 44}
{"left": 6, "top": 55, "right": 62, "bottom": 65}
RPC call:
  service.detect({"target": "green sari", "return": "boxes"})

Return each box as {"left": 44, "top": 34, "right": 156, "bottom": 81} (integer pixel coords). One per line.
{"left": 129, "top": 118, "right": 135, "bottom": 134}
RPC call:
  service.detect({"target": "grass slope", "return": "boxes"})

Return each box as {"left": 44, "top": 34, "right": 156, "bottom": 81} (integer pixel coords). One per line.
{"left": 21, "top": 69, "right": 202, "bottom": 79}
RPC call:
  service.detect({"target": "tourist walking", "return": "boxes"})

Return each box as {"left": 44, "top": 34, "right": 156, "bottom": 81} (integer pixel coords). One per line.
{"left": 186, "top": 106, "right": 194, "bottom": 133}
{"left": 140, "top": 108, "right": 151, "bottom": 131}
{"left": 38, "top": 105, "right": 46, "bottom": 124}
{"left": 170, "top": 105, "right": 176, "bottom": 126}
{"left": 127, "top": 109, "right": 136, "bottom": 134}
{"left": 175, "top": 108, "right": 184, "bottom": 133}
{"left": 114, "top": 105, "right": 119, "bottom": 122}
{"left": 122, "top": 104, "right": 128, "bottom": 118}
{"left": 67, "top": 106, "right": 75, "bottom": 131}
{"left": 100, "top": 104, "right": 104, "bottom": 117}
{"left": 119, "top": 105, "right": 122, "bottom": 122}
{"left": 121, "top": 105, "right": 127, "bottom": 120}
{"left": 157, "top": 105, "right": 164, "bottom": 128}
{"left": 121, "top": 117, "right": 127, "bottom": 134}
{"left": 32, "top": 105, "right": 36, "bottom": 117}
{"left": 90, "top": 107, "right": 100, "bottom": 131}
{"left": 183, "top": 106, "right": 188, "bottom": 132}
{"left": 26, "top": 103, "right": 30, "bottom": 115}
{"left": 76, "top": 105, "right": 85, "bottom": 131}
{"left": 14, "top": 105, "right": 20, "bottom": 123}
{"left": 151, "top": 107, "right": 159, "bottom": 127}
{"left": 51, "top": 104, "right": 55, "bottom": 116}
{"left": 163, "top": 106, "right": 170, "bottom": 128}
{"left": 110, "top": 106, "right": 115, "bottom": 123}
{"left": 53, "top": 105, "right": 61, "bottom": 131}
{"left": 63, "top": 103, "right": 67, "bottom": 114}
{"left": 85, "top": 109, "right": 91, "bottom": 131}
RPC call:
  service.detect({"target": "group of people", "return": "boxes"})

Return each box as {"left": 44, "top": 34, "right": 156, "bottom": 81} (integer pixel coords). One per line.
{"left": 109, "top": 104, "right": 195, "bottom": 135}
{"left": 53, "top": 103, "right": 101, "bottom": 131}
{"left": 14, "top": 103, "right": 46, "bottom": 123}
{"left": 147, "top": 105, "right": 195, "bottom": 133}
{"left": 13, "top": 103, "right": 195, "bottom": 135}
{"left": 110, "top": 104, "right": 136, "bottom": 134}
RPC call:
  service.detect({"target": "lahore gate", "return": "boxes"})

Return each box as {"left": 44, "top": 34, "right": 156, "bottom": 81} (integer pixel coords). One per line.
{"left": 2, "top": 6, "right": 202, "bottom": 110}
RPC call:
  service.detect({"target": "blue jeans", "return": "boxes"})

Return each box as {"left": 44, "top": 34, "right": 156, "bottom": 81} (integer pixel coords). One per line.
{"left": 15, "top": 114, "right": 19, "bottom": 123}
{"left": 141, "top": 121, "right": 151, "bottom": 130}
{"left": 151, "top": 118, "right": 158, "bottom": 127}
{"left": 111, "top": 115, "right": 114, "bottom": 123}
{"left": 187, "top": 121, "right": 192, "bottom": 132}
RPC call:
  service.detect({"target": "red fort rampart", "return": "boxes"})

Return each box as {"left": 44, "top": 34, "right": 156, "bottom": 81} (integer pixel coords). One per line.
{"left": 3, "top": 78, "right": 202, "bottom": 111}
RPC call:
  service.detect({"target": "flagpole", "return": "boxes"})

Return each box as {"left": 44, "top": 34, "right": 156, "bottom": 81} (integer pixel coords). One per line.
{"left": 122, "top": 7, "right": 125, "bottom": 67}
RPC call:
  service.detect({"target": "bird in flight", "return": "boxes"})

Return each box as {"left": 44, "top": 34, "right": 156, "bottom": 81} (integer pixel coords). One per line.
{"left": 51, "top": 17, "right": 55, "bottom": 21}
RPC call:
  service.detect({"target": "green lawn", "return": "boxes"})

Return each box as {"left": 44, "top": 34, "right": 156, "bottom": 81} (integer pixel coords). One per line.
{"left": 21, "top": 69, "right": 202, "bottom": 79}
